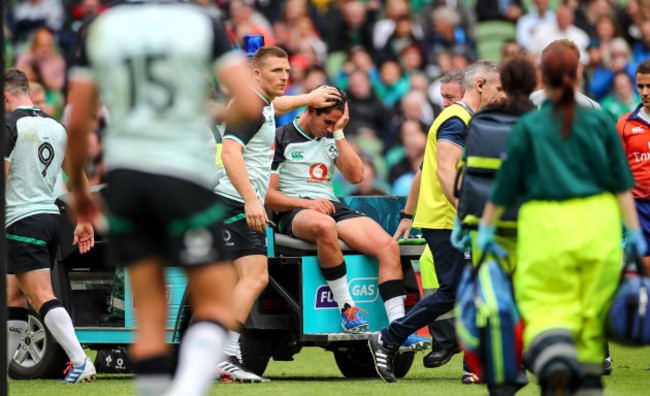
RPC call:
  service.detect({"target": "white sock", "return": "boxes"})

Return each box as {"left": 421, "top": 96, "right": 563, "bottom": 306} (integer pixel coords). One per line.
{"left": 43, "top": 307, "right": 86, "bottom": 366}
{"left": 7, "top": 319, "right": 27, "bottom": 367}
{"left": 169, "top": 321, "right": 226, "bottom": 396}
{"left": 384, "top": 296, "right": 406, "bottom": 323}
{"left": 326, "top": 275, "right": 355, "bottom": 312}
{"left": 136, "top": 373, "right": 172, "bottom": 396}
{"left": 223, "top": 330, "right": 241, "bottom": 362}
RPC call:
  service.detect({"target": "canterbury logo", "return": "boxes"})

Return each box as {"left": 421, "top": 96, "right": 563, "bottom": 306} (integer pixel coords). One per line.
{"left": 632, "top": 126, "right": 645, "bottom": 134}
{"left": 9, "top": 327, "right": 22, "bottom": 333}
{"left": 290, "top": 151, "right": 304, "bottom": 159}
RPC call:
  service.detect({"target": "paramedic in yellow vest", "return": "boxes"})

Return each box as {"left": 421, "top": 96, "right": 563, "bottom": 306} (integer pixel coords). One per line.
{"left": 399, "top": 68, "right": 466, "bottom": 369}
{"left": 478, "top": 44, "right": 644, "bottom": 396}
{"left": 369, "top": 61, "right": 505, "bottom": 384}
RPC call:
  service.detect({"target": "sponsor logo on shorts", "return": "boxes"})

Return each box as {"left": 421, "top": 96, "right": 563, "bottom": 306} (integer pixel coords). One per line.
{"left": 180, "top": 228, "right": 216, "bottom": 264}
{"left": 223, "top": 230, "right": 235, "bottom": 247}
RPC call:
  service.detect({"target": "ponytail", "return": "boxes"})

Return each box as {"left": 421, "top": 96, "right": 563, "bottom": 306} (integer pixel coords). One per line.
{"left": 555, "top": 73, "right": 575, "bottom": 140}
{"left": 541, "top": 43, "right": 579, "bottom": 140}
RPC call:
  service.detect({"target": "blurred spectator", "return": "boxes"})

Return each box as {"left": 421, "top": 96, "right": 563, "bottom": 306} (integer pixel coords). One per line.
{"left": 385, "top": 90, "right": 431, "bottom": 152}
{"left": 349, "top": 155, "right": 389, "bottom": 196}
{"left": 15, "top": 27, "right": 65, "bottom": 91}
{"left": 574, "top": 0, "right": 611, "bottom": 37}
{"left": 373, "top": 0, "right": 423, "bottom": 51}
{"left": 529, "top": 5, "right": 590, "bottom": 64}
{"left": 59, "top": 0, "right": 104, "bottom": 63}
{"left": 475, "top": 0, "right": 523, "bottom": 22}
{"left": 631, "top": 19, "right": 650, "bottom": 70}
{"left": 409, "top": 72, "right": 441, "bottom": 118}
{"left": 516, "top": 0, "right": 556, "bottom": 50}
{"left": 583, "top": 38, "right": 603, "bottom": 97}
{"left": 373, "top": 60, "right": 410, "bottom": 108}
{"left": 417, "top": 0, "right": 477, "bottom": 44}
{"left": 616, "top": 0, "right": 650, "bottom": 45}
{"left": 501, "top": 39, "right": 524, "bottom": 63}
{"left": 346, "top": 69, "right": 389, "bottom": 138}
{"left": 601, "top": 71, "right": 640, "bottom": 122}
{"left": 387, "top": 120, "right": 427, "bottom": 185}
{"left": 590, "top": 38, "right": 633, "bottom": 100}
{"left": 399, "top": 44, "right": 425, "bottom": 74}
{"left": 335, "top": 46, "right": 377, "bottom": 87}
{"left": 423, "top": 7, "right": 476, "bottom": 67}
{"left": 594, "top": 15, "right": 621, "bottom": 68}
{"left": 28, "top": 80, "right": 55, "bottom": 116}
{"left": 324, "top": 0, "right": 375, "bottom": 53}
{"left": 227, "top": 0, "right": 275, "bottom": 47}
{"left": 400, "top": 89, "right": 437, "bottom": 127}
{"left": 7, "top": 0, "right": 64, "bottom": 51}
{"left": 377, "top": 15, "right": 423, "bottom": 64}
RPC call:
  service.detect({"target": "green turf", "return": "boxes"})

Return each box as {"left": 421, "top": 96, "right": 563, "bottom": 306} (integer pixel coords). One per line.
{"left": 8, "top": 344, "right": 650, "bottom": 395}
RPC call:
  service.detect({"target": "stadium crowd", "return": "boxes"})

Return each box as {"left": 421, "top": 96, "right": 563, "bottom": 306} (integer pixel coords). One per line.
{"left": 5, "top": 0, "right": 650, "bottom": 193}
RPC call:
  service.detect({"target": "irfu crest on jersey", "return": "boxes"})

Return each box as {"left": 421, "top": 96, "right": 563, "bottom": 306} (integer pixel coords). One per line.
{"left": 326, "top": 143, "right": 338, "bottom": 160}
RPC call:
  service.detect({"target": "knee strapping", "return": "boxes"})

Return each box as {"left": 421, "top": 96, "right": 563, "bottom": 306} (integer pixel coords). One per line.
{"left": 38, "top": 299, "right": 63, "bottom": 320}
{"left": 378, "top": 279, "right": 406, "bottom": 301}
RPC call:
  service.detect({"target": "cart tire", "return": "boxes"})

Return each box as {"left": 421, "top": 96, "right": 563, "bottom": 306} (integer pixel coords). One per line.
{"left": 9, "top": 309, "right": 68, "bottom": 379}
{"left": 334, "top": 345, "right": 415, "bottom": 379}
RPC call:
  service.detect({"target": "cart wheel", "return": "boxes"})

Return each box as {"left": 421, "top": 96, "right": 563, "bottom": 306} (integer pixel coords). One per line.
{"left": 9, "top": 309, "right": 68, "bottom": 379}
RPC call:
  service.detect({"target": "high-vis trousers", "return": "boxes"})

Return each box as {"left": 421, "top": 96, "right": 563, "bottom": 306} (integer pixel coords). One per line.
{"left": 515, "top": 193, "right": 621, "bottom": 367}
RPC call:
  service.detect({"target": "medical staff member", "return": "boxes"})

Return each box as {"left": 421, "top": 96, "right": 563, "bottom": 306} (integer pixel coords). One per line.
{"left": 478, "top": 42, "right": 645, "bottom": 396}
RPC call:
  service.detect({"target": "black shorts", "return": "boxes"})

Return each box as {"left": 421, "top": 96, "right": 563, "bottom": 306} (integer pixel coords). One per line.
{"left": 7, "top": 214, "right": 61, "bottom": 274}
{"left": 106, "top": 170, "right": 229, "bottom": 268}
{"left": 275, "top": 200, "right": 365, "bottom": 237}
{"left": 220, "top": 197, "right": 267, "bottom": 260}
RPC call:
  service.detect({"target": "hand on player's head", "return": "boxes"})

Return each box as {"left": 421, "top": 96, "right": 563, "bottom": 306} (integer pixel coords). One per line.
{"left": 333, "top": 102, "right": 350, "bottom": 131}
{"left": 308, "top": 86, "right": 342, "bottom": 109}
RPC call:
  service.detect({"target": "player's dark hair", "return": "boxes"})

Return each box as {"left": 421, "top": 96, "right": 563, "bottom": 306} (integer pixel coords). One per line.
{"left": 500, "top": 56, "right": 537, "bottom": 114}
{"left": 251, "top": 46, "right": 288, "bottom": 69}
{"left": 314, "top": 86, "right": 347, "bottom": 116}
{"left": 541, "top": 43, "right": 578, "bottom": 140}
{"left": 4, "top": 68, "right": 30, "bottom": 96}
{"left": 636, "top": 60, "right": 650, "bottom": 75}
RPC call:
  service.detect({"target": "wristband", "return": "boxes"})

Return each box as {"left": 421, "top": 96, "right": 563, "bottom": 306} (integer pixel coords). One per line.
{"left": 399, "top": 210, "right": 413, "bottom": 220}
{"left": 333, "top": 129, "right": 345, "bottom": 140}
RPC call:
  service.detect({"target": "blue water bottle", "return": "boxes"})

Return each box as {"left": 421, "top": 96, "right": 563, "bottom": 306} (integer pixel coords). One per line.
{"left": 243, "top": 34, "right": 265, "bottom": 57}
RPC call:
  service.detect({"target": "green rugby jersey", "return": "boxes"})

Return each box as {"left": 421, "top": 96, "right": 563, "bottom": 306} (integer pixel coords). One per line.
{"left": 69, "top": 2, "right": 239, "bottom": 189}
{"left": 4, "top": 107, "right": 67, "bottom": 226}
{"left": 215, "top": 91, "right": 276, "bottom": 203}
{"left": 271, "top": 119, "right": 339, "bottom": 201}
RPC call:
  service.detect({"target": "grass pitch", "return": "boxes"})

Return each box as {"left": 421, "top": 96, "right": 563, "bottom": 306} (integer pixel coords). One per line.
{"left": 8, "top": 344, "right": 650, "bottom": 395}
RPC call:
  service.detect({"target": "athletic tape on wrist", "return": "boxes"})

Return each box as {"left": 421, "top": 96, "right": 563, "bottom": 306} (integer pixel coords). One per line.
{"left": 333, "top": 129, "right": 345, "bottom": 140}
